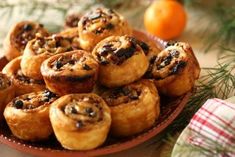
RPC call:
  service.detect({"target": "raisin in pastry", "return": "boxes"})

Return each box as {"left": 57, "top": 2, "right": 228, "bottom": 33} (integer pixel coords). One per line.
{"left": 50, "top": 93, "right": 111, "bottom": 150}
{"left": 92, "top": 35, "right": 149, "bottom": 87}
{"left": 57, "top": 28, "right": 80, "bottom": 50}
{"left": 102, "top": 80, "right": 160, "bottom": 137}
{"left": 4, "top": 90, "right": 58, "bottom": 141}
{"left": 78, "top": 7, "right": 132, "bottom": 51}
{"left": 41, "top": 50, "right": 99, "bottom": 96}
{"left": 146, "top": 42, "right": 200, "bottom": 97}
{"left": 21, "top": 34, "right": 72, "bottom": 80}
{"left": 3, "top": 21, "right": 49, "bottom": 61}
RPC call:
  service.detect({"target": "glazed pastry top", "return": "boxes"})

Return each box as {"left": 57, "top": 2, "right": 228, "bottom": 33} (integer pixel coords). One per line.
{"left": 31, "top": 34, "right": 72, "bottom": 55}
{"left": 102, "top": 85, "right": 141, "bottom": 106}
{"left": 145, "top": 46, "right": 187, "bottom": 79}
{"left": 13, "top": 22, "right": 48, "bottom": 52}
{"left": 94, "top": 36, "right": 147, "bottom": 65}
{"left": 43, "top": 51, "right": 98, "bottom": 80}
{"left": 11, "top": 90, "right": 57, "bottom": 110}
{"left": 60, "top": 96, "right": 104, "bottom": 129}
{"left": 50, "top": 53, "right": 94, "bottom": 72}
{"left": 80, "top": 8, "right": 123, "bottom": 34}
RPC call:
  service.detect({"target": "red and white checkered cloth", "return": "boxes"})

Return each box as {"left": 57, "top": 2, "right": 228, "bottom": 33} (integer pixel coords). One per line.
{"left": 188, "top": 98, "right": 235, "bottom": 156}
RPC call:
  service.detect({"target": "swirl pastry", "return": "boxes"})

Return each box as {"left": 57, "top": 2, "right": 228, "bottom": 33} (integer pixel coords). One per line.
{"left": 92, "top": 35, "right": 149, "bottom": 87}
{"left": 0, "top": 73, "right": 15, "bottom": 121}
{"left": 4, "top": 90, "right": 58, "bottom": 141}
{"left": 102, "top": 80, "right": 160, "bottom": 137}
{"left": 78, "top": 7, "right": 132, "bottom": 51}
{"left": 21, "top": 34, "right": 73, "bottom": 80}
{"left": 50, "top": 93, "right": 111, "bottom": 150}
{"left": 57, "top": 28, "right": 80, "bottom": 50}
{"left": 64, "top": 13, "right": 81, "bottom": 29}
{"left": 3, "top": 21, "right": 49, "bottom": 61}
{"left": 147, "top": 41, "right": 200, "bottom": 97}
{"left": 41, "top": 50, "right": 99, "bottom": 96}
{"left": 2, "top": 57, "right": 45, "bottom": 96}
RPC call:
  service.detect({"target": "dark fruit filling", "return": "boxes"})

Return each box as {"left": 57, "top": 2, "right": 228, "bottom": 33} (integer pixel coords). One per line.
{"left": 96, "top": 37, "right": 140, "bottom": 65}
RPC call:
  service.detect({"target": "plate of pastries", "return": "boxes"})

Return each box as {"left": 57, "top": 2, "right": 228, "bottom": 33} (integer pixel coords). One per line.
{"left": 0, "top": 7, "right": 200, "bottom": 157}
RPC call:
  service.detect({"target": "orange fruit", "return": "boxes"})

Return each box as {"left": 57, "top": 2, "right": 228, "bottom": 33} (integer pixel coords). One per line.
{"left": 144, "top": 0, "right": 187, "bottom": 40}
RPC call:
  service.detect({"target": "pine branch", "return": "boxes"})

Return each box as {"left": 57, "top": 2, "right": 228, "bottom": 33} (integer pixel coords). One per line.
{"left": 184, "top": 0, "right": 235, "bottom": 53}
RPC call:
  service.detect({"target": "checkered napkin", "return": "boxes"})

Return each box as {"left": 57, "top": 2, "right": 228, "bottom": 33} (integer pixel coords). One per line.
{"left": 188, "top": 98, "right": 235, "bottom": 156}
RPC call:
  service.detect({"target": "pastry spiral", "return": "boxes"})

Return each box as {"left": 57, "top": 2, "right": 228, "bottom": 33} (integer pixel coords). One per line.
{"left": 146, "top": 41, "right": 200, "bottom": 97}
{"left": 78, "top": 7, "right": 132, "bottom": 51}
{"left": 2, "top": 57, "right": 45, "bottom": 96}
{"left": 57, "top": 28, "right": 80, "bottom": 50}
{"left": 102, "top": 80, "right": 160, "bottom": 137}
{"left": 3, "top": 21, "right": 49, "bottom": 61}
{"left": 92, "top": 35, "right": 149, "bottom": 87}
{"left": 0, "top": 73, "right": 15, "bottom": 121}
{"left": 21, "top": 34, "right": 73, "bottom": 80}
{"left": 64, "top": 13, "right": 81, "bottom": 29}
{"left": 4, "top": 90, "right": 58, "bottom": 141}
{"left": 50, "top": 93, "right": 111, "bottom": 150}
{"left": 41, "top": 50, "right": 99, "bottom": 96}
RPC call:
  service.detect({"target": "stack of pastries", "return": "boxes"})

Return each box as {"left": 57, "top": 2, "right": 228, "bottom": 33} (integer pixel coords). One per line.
{"left": 0, "top": 7, "right": 200, "bottom": 150}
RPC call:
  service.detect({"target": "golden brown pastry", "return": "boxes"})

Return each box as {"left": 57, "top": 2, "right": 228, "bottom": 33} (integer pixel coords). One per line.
{"left": 21, "top": 34, "right": 73, "bottom": 80}
{"left": 78, "top": 7, "right": 132, "bottom": 51}
{"left": 92, "top": 35, "right": 149, "bottom": 87}
{"left": 41, "top": 50, "right": 99, "bottom": 96}
{"left": 57, "top": 28, "right": 80, "bottom": 50}
{"left": 3, "top": 21, "right": 49, "bottom": 61}
{"left": 50, "top": 93, "right": 111, "bottom": 150}
{"left": 2, "top": 57, "right": 45, "bottom": 96}
{"left": 0, "top": 73, "right": 15, "bottom": 121}
{"left": 102, "top": 80, "right": 160, "bottom": 137}
{"left": 64, "top": 13, "right": 81, "bottom": 29}
{"left": 146, "top": 41, "right": 200, "bottom": 97}
{"left": 4, "top": 90, "right": 58, "bottom": 141}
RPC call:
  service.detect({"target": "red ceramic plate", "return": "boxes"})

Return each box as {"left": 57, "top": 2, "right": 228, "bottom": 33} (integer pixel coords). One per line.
{"left": 0, "top": 30, "right": 191, "bottom": 157}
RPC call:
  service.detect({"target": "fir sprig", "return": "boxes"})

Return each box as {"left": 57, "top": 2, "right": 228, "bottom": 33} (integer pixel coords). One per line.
{"left": 184, "top": 0, "right": 235, "bottom": 53}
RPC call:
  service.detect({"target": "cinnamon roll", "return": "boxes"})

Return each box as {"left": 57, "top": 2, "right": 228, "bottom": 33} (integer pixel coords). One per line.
{"left": 41, "top": 50, "right": 99, "bottom": 96}
{"left": 147, "top": 41, "right": 200, "bottom": 97}
{"left": 78, "top": 7, "right": 132, "bottom": 51}
{"left": 57, "top": 28, "right": 80, "bottom": 50}
{"left": 2, "top": 57, "right": 45, "bottom": 96}
{"left": 50, "top": 93, "right": 111, "bottom": 150}
{"left": 102, "top": 80, "right": 160, "bottom": 137}
{"left": 92, "top": 35, "right": 149, "bottom": 87}
{"left": 64, "top": 13, "right": 81, "bottom": 29}
{"left": 4, "top": 90, "right": 58, "bottom": 141}
{"left": 3, "top": 21, "right": 49, "bottom": 61}
{"left": 21, "top": 34, "right": 73, "bottom": 80}
{"left": 0, "top": 73, "right": 15, "bottom": 121}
